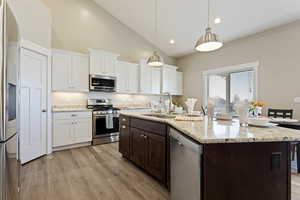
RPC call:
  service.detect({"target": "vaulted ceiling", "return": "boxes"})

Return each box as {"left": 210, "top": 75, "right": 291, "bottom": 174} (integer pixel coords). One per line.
{"left": 93, "top": 0, "right": 300, "bottom": 57}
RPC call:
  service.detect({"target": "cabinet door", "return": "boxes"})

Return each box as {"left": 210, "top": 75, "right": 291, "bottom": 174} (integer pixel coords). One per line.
{"left": 52, "top": 52, "right": 72, "bottom": 91}
{"left": 151, "top": 67, "right": 161, "bottom": 94}
{"left": 90, "top": 52, "right": 105, "bottom": 75}
{"left": 119, "top": 124, "right": 130, "bottom": 158}
{"left": 162, "top": 65, "right": 178, "bottom": 94}
{"left": 175, "top": 72, "right": 183, "bottom": 95}
{"left": 169, "top": 69, "right": 178, "bottom": 95}
{"left": 71, "top": 55, "right": 89, "bottom": 91}
{"left": 130, "top": 128, "right": 147, "bottom": 168}
{"left": 104, "top": 55, "right": 116, "bottom": 76}
{"left": 162, "top": 67, "right": 170, "bottom": 93}
{"left": 53, "top": 119, "right": 74, "bottom": 147}
{"left": 128, "top": 64, "right": 139, "bottom": 93}
{"left": 116, "top": 61, "right": 128, "bottom": 93}
{"left": 74, "top": 118, "right": 92, "bottom": 143}
{"left": 145, "top": 132, "right": 166, "bottom": 183}
{"left": 140, "top": 63, "right": 152, "bottom": 93}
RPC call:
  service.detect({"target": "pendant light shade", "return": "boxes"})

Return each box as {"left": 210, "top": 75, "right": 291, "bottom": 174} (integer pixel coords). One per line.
{"left": 195, "top": 0, "right": 223, "bottom": 52}
{"left": 195, "top": 27, "right": 223, "bottom": 52}
{"left": 147, "top": 0, "right": 164, "bottom": 67}
{"left": 147, "top": 51, "right": 164, "bottom": 67}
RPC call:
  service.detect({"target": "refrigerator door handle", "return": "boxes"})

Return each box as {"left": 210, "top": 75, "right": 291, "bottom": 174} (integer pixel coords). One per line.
{"left": 0, "top": 0, "right": 6, "bottom": 142}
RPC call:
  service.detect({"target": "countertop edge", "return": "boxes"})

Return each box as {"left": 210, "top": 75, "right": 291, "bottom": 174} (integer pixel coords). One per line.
{"left": 120, "top": 112, "right": 300, "bottom": 144}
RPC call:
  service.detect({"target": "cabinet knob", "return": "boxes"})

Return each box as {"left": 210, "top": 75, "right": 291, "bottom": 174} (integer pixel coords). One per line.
{"left": 122, "top": 125, "right": 126, "bottom": 129}
{"left": 144, "top": 135, "right": 148, "bottom": 139}
{"left": 122, "top": 118, "right": 126, "bottom": 122}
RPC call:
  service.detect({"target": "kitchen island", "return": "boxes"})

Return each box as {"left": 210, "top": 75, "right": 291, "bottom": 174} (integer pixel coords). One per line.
{"left": 119, "top": 113, "right": 300, "bottom": 200}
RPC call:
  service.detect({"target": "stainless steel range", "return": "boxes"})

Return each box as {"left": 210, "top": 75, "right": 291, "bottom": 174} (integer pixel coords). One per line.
{"left": 88, "top": 99, "right": 120, "bottom": 145}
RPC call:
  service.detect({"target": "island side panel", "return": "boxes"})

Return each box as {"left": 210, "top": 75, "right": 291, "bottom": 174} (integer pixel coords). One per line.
{"left": 203, "top": 142, "right": 290, "bottom": 200}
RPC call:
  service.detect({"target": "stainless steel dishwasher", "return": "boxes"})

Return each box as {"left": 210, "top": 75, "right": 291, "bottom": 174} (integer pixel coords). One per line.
{"left": 170, "top": 128, "right": 202, "bottom": 200}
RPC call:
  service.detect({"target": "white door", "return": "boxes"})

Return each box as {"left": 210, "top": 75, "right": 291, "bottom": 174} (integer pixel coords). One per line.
{"left": 71, "top": 55, "right": 89, "bottom": 91}
{"left": 74, "top": 119, "right": 92, "bottom": 143}
{"left": 20, "top": 48, "right": 47, "bottom": 164}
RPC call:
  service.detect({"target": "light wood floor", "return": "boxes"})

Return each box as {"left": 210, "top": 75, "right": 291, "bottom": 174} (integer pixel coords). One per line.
{"left": 21, "top": 142, "right": 300, "bottom": 200}
{"left": 20, "top": 143, "right": 169, "bottom": 200}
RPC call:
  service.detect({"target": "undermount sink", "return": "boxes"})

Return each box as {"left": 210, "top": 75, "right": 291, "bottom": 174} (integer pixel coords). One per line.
{"left": 143, "top": 113, "right": 176, "bottom": 119}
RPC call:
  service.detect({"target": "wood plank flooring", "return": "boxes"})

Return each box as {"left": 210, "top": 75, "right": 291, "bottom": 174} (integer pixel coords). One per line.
{"left": 20, "top": 143, "right": 169, "bottom": 200}
{"left": 21, "top": 142, "right": 300, "bottom": 200}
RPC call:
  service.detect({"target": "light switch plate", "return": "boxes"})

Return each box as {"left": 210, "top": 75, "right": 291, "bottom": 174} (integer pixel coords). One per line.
{"left": 294, "top": 97, "right": 300, "bottom": 103}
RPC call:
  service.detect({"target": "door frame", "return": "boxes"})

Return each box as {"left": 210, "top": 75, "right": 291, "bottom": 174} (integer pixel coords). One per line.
{"left": 19, "top": 38, "right": 52, "bottom": 155}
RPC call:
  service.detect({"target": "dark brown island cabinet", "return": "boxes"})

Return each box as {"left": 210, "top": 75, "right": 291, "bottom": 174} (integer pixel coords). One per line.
{"left": 119, "top": 114, "right": 291, "bottom": 200}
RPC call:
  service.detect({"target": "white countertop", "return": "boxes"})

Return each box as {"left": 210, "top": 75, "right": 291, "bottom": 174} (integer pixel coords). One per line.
{"left": 121, "top": 112, "right": 300, "bottom": 144}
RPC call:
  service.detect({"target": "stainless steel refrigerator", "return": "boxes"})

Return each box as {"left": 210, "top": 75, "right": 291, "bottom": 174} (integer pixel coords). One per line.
{"left": 0, "top": 0, "right": 20, "bottom": 200}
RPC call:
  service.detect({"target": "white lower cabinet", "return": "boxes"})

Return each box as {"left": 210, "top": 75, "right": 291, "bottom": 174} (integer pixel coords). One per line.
{"left": 53, "top": 111, "right": 92, "bottom": 149}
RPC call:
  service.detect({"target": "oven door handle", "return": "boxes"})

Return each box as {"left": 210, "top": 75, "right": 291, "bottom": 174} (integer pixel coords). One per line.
{"left": 93, "top": 114, "right": 107, "bottom": 117}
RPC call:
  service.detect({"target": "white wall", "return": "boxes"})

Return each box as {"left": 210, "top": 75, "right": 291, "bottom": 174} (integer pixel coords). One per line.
{"left": 177, "top": 20, "right": 300, "bottom": 118}
{"left": 41, "top": 0, "right": 175, "bottom": 64}
{"left": 8, "top": 0, "right": 51, "bottom": 48}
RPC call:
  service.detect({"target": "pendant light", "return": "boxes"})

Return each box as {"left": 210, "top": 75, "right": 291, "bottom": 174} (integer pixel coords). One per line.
{"left": 195, "top": 0, "right": 223, "bottom": 52}
{"left": 147, "top": 0, "right": 164, "bottom": 67}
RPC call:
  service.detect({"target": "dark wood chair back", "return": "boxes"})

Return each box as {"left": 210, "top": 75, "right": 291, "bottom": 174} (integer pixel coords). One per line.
{"left": 267, "top": 108, "right": 293, "bottom": 119}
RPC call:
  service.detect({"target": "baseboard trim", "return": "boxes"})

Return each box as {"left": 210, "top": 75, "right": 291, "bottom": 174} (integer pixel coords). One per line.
{"left": 53, "top": 142, "right": 91, "bottom": 152}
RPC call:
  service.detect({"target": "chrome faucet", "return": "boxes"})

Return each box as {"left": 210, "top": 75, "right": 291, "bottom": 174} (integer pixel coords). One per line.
{"left": 163, "top": 92, "right": 173, "bottom": 114}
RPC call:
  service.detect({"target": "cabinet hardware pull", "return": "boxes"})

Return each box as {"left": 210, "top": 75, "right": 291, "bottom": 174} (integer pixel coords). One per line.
{"left": 71, "top": 114, "right": 77, "bottom": 117}
{"left": 122, "top": 125, "right": 126, "bottom": 129}
{"left": 144, "top": 135, "right": 147, "bottom": 139}
{"left": 122, "top": 118, "right": 126, "bottom": 122}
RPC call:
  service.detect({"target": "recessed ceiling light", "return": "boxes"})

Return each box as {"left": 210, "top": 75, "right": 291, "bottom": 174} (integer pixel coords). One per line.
{"left": 170, "top": 39, "right": 175, "bottom": 44}
{"left": 214, "top": 17, "right": 222, "bottom": 24}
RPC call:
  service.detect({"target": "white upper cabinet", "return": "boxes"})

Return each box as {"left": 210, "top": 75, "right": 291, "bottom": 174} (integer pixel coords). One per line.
{"left": 128, "top": 63, "right": 139, "bottom": 93}
{"left": 175, "top": 71, "right": 183, "bottom": 96}
{"left": 89, "top": 49, "right": 119, "bottom": 76}
{"left": 116, "top": 61, "right": 139, "bottom": 93}
{"left": 52, "top": 49, "right": 89, "bottom": 92}
{"left": 151, "top": 67, "right": 161, "bottom": 95}
{"left": 162, "top": 64, "right": 178, "bottom": 95}
{"left": 139, "top": 59, "right": 161, "bottom": 94}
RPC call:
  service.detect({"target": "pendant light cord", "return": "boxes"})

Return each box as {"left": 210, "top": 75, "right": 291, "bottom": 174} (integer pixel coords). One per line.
{"left": 155, "top": 0, "right": 158, "bottom": 44}
{"left": 207, "top": 0, "right": 210, "bottom": 27}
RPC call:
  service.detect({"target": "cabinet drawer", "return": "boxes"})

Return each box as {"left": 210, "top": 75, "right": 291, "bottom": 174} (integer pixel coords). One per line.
{"left": 54, "top": 111, "right": 92, "bottom": 120}
{"left": 120, "top": 115, "right": 130, "bottom": 125}
{"left": 131, "top": 118, "right": 166, "bottom": 137}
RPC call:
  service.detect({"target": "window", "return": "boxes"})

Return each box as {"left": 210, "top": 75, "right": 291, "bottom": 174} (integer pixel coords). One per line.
{"left": 203, "top": 62, "right": 258, "bottom": 114}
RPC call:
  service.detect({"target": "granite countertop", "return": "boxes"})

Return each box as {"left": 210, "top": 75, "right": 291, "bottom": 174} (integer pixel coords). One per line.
{"left": 115, "top": 105, "right": 151, "bottom": 110}
{"left": 52, "top": 106, "right": 92, "bottom": 113}
{"left": 121, "top": 112, "right": 300, "bottom": 144}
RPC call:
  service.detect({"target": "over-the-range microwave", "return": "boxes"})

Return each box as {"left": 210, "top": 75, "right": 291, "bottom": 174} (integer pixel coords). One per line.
{"left": 89, "top": 75, "right": 117, "bottom": 92}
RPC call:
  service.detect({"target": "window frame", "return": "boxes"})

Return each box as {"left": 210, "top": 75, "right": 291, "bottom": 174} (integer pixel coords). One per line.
{"left": 202, "top": 62, "right": 259, "bottom": 112}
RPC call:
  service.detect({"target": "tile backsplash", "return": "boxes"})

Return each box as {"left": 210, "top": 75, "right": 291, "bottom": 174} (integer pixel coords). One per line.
{"left": 52, "top": 92, "right": 167, "bottom": 107}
